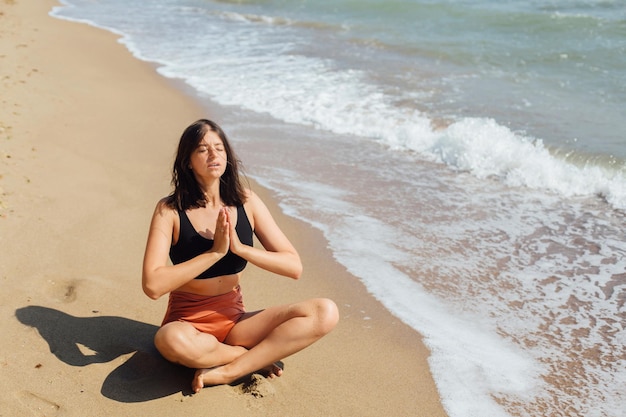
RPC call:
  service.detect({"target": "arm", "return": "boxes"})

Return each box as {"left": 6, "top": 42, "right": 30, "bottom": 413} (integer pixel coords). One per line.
{"left": 229, "top": 191, "right": 302, "bottom": 279}
{"left": 141, "top": 200, "right": 229, "bottom": 299}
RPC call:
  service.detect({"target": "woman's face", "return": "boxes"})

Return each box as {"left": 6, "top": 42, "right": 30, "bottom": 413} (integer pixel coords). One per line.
{"left": 189, "top": 130, "right": 228, "bottom": 180}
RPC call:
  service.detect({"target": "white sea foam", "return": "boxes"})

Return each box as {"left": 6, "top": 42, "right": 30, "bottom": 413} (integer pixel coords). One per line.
{"left": 251, "top": 164, "right": 626, "bottom": 417}
{"left": 422, "top": 118, "right": 626, "bottom": 207}
{"left": 253, "top": 171, "right": 544, "bottom": 417}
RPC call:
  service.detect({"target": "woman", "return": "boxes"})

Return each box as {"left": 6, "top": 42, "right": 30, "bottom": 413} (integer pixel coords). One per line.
{"left": 142, "top": 119, "right": 339, "bottom": 393}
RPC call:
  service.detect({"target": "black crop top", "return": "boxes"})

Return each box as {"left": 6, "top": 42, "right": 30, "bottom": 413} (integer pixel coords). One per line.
{"left": 169, "top": 205, "right": 253, "bottom": 279}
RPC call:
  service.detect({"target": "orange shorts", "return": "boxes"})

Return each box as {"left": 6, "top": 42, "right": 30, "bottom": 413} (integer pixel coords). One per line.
{"left": 161, "top": 286, "right": 246, "bottom": 342}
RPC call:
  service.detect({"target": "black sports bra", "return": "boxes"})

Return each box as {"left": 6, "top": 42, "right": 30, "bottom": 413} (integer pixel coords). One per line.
{"left": 169, "top": 205, "right": 253, "bottom": 279}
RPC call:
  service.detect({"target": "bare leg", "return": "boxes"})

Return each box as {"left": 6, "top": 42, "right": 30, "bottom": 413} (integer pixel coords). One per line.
{"left": 192, "top": 298, "right": 338, "bottom": 392}
{"left": 154, "top": 321, "right": 247, "bottom": 369}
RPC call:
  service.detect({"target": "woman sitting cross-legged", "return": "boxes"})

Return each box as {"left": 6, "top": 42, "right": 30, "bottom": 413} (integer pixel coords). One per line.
{"left": 141, "top": 119, "right": 339, "bottom": 392}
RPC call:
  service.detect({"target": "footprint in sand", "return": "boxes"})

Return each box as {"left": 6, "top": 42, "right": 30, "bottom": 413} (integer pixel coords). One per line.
{"left": 16, "top": 390, "right": 60, "bottom": 416}
{"left": 45, "top": 279, "right": 79, "bottom": 303}
{"left": 239, "top": 374, "right": 276, "bottom": 398}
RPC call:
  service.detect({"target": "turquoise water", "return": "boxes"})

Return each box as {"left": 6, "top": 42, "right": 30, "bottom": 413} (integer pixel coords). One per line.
{"left": 52, "top": 1, "right": 626, "bottom": 416}
{"left": 173, "top": 0, "right": 626, "bottom": 161}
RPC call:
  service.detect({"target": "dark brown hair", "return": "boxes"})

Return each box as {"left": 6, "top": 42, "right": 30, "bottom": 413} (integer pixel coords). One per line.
{"left": 165, "top": 119, "right": 247, "bottom": 210}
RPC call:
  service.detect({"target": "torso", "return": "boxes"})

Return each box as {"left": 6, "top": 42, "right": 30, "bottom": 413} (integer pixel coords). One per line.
{"left": 175, "top": 272, "right": 240, "bottom": 296}
{"left": 170, "top": 204, "right": 254, "bottom": 296}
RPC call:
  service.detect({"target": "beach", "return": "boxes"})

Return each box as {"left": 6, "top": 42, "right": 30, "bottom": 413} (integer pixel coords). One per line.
{"left": 0, "top": 1, "right": 447, "bottom": 416}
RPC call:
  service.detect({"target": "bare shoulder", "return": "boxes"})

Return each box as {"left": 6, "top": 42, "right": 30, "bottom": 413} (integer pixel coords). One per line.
{"left": 152, "top": 197, "right": 178, "bottom": 223}
{"left": 243, "top": 189, "right": 270, "bottom": 214}
{"left": 147, "top": 197, "right": 178, "bottom": 246}
{"left": 156, "top": 197, "right": 171, "bottom": 208}
{"left": 243, "top": 188, "right": 261, "bottom": 205}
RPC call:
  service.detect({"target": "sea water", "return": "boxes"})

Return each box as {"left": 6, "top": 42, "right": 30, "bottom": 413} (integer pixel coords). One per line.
{"left": 51, "top": 1, "right": 625, "bottom": 416}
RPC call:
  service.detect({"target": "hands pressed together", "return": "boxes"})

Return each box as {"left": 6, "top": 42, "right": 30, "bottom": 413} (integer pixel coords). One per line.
{"left": 212, "top": 207, "right": 244, "bottom": 257}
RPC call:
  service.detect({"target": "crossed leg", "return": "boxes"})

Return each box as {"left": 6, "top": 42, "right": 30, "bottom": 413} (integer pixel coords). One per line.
{"left": 154, "top": 321, "right": 247, "bottom": 369}
{"left": 191, "top": 297, "right": 338, "bottom": 391}
{"left": 155, "top": 322, "right": 284, "bottom": 381}
{"left": 154, "top": 297, "right": 338, "bottom": 392}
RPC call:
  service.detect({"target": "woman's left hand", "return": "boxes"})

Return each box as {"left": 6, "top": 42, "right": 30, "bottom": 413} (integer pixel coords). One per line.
{"left": 225, "top": 207, "right": 245, "bottom": 255}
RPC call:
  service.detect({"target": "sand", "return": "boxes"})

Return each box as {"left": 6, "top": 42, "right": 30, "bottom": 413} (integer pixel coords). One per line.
{"left": 0, "top": 1, "right": 447, "bottom": 416}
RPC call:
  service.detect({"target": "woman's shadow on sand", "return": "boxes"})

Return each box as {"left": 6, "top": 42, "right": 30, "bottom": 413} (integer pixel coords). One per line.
{"left": 15, "top": 305, "right": 194, "bottom": 402}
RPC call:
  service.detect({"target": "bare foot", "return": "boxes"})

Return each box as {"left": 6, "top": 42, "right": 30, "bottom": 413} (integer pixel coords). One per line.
{"left": 258, "top": 361, "right": 284, "bottom": 379}
{"left": 192, "top": 366, "right": 228, "bottom": 393}
{"left": 191, "top": 361, "right": 284, "bottom": 393}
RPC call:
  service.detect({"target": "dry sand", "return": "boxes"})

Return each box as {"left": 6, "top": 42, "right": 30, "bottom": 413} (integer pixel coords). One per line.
{"left": 0, "top": 1, "right": 448, "bottom": 416}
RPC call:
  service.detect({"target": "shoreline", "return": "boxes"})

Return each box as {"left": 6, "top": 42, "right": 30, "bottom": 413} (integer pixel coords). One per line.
{"left": 0, "top": 1, "right": 447, "bottom": 416}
